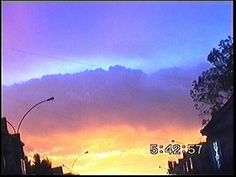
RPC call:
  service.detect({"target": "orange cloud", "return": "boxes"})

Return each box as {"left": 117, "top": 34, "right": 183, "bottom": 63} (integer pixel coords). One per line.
{"left": 3, "top": 67, "right": 206, "bottom": 174}
{"left": 22, "top": 123, "right": 203, "bottom": 174}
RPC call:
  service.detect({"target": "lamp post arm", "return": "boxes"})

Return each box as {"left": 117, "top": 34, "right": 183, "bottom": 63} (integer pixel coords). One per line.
{"left": 17, "top": 100, "right": 47, "bottom": 133}
{"left": 71, "top": 154, "right": 82, "bottom": 171}
{"left": 71, "top": 151, "right": 88, "bottom": 171}
{"left": 6, "top": 120, "right": 16, "bottom": 134}
{"left": 62, "top": 164, "right": 73, "bottom": 174}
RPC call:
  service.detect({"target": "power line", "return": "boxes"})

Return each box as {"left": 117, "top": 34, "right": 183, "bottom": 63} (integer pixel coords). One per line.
{"left": 4, "top": 47, "right": 100, "bottom": 68}
{"left": 24, "top": 145, "right": 48, "bottom": 159}
{"left": 24, "top": 145, "right": 34, "bottom": 152}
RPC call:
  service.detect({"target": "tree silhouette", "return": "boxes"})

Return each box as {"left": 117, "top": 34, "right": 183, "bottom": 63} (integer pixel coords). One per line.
{"left": 24, "top": 155, "right": 31, "bottom": 174}
{"left": 190, "top": 36, "right": 233, "bottom": 124}
{"left": 40, "top": 157, "right": 52, "bottom": 174}
{"left": 33, "top": 153, "right": 41, "bottom": 166}
{"left": 26, "top": 153, "right": 53, "bottom": 175}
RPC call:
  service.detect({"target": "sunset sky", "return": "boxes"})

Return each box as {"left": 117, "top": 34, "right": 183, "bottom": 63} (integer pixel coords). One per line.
{"left": 2, "top": 1, "right": 232, "bottom": 175}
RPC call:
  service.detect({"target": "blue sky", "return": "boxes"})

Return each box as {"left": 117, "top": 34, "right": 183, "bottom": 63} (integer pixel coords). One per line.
{"left": 2, "top": 1, "right": 233, "bottom": 85}
{"left": 2, "top": 2, "right": 233, "bottom": 174}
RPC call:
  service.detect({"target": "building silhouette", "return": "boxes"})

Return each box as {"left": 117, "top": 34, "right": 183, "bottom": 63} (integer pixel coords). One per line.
{"left": 200, "top": 97, "right": 233, "bottom": 174}
{"left": 1, "top": 117, "right": 64, "bottom": 175}
{"left": 168, "top": 97, "right": 233, "bottom": 175}
{"left": 51, "top": 166, "right": 63, "bottom": 175}
{"left": 1, "top": 117, "right": 26, "bottom": 175}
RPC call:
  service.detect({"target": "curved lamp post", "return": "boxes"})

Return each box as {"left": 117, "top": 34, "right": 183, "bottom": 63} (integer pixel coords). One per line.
{"left": 16, "top": 97, "right": 54, "bottom": 133}
{"left": 62, "top": 164, "right": 73, "bottom": 174}
{"left": 6, "top": 120, "right": 16, "bottom": 134}
{"left": 71, "top": 151, "right": 89, "bottom": 173}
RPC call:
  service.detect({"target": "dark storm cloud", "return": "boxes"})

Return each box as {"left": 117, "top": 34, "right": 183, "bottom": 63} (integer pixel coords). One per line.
{"left": 2, "top": 64, "right": 209, "bottom": 135}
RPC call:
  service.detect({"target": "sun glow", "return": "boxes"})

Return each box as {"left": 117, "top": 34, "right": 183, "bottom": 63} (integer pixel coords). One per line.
{"left": 22, "top": 123, "right": 202, "bottom": 175}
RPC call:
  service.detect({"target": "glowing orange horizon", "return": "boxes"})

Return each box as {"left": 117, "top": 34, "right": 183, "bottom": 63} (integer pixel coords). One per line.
{"left": 21, "top": 123, "right": 205, "bottom": 175}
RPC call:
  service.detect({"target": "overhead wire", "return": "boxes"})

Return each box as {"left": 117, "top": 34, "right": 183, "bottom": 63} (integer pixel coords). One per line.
{"left": 4, "top": 47, "right": 100, "bottom": 68}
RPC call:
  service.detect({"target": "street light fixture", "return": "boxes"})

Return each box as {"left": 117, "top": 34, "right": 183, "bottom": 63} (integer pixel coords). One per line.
{"left": 71, "top": 151, "right": 89, "bottom": 174}
{"left": 16, "top": 96, "right": 54, "bottom": 133}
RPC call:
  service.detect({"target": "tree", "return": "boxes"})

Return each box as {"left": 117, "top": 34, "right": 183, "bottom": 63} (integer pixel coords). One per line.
{"left": 33, "top": 153, "right": 41, "bottom": 166}
{"left": 40, "top": 157, "right": 52, "bottom": 174}
{"left": 41, "top": 157, "right": 52, "bottom": 168}
{"left": 190, "top": 36, "right": 233, "bottom": 125}
{"left": 27, "top": 153, "right": 53, "bottom": 175}
{"left": 24, "top": 155, "right": 31, "bottom": 174}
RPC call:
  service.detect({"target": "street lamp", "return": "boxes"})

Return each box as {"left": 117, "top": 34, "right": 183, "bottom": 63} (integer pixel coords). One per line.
{"left": 71, "top": 151, "right": 88, "bottom": 174}
{"left": 16, "top": 97, "right": 54, "bottom": 133}
{"left": 62, "top": 164, "right": 73, "bottom": 174}
{"left": 6, "top": 119, "right": 16, "bottom": 134}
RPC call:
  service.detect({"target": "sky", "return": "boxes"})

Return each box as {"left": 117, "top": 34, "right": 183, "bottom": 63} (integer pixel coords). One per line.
{"left": 2, "top": 1, "right": 232, "bottom": 86}
{"left": 1, "top": 1, "right": 233, "bottom": 175}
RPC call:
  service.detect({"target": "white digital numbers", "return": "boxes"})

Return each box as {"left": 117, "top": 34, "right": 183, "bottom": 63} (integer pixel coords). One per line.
{"left": 150, "top": 143, "right": 202, "bottom": 155}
